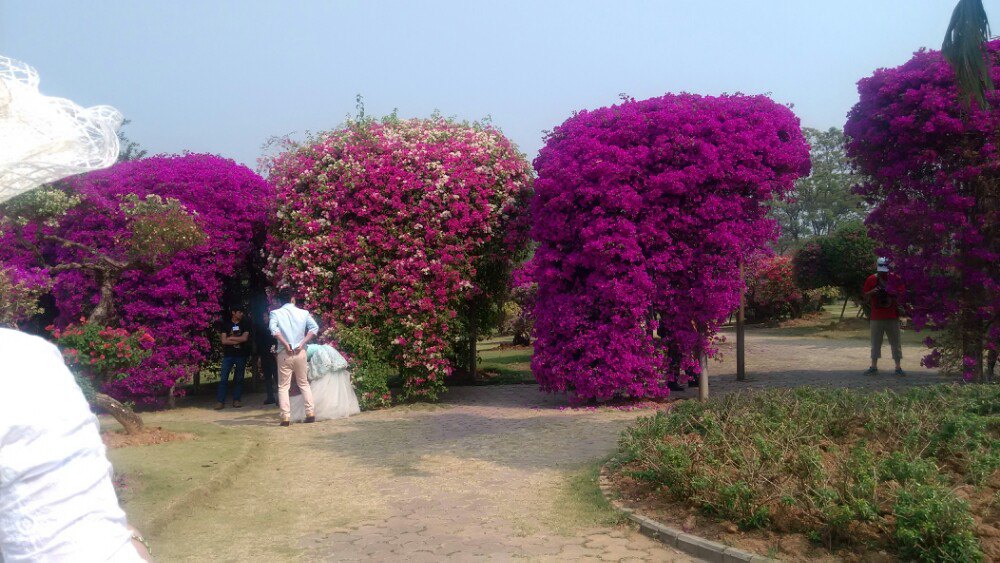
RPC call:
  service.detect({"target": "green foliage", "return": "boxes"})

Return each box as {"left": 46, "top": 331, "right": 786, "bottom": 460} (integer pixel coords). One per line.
{"left": 50, "top": 322, "right": 154, "bottom": 385}
{"left": 942, "top": 0, "right": 994, "bottom": 110}
{"left": 615, "top": 385, "right": 996, "bottom": 558}
{"left": 116, "top": 119, "right": 149, "bottom": 162}
{"left": 0, "top": 184, "right": 81, "bottom": 228}
{"left": 332, "top": 325, "right": 394, "bottom": 410}
{"left": 793, "top": 220, "right": 877, "bottom": 314}
{"left": 771, "top": 127, "right": 864, "bottom": 252}
{"left": 0, "top": 265, "right": 48, "bottom": 328}
{"left": 895, "top": 483, "right": 983, "bottom": 562}
{"left": 121, "top": 194, "right": 206, "bottom": 266}
{"left": 50, "top": 322, "right": 154, "bottom": 402}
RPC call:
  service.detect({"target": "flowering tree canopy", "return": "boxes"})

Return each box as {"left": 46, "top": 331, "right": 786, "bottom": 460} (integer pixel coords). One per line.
{"left": 268, "top": 117, "right": 533, "bottom": 400}
{"left": 845, "top": 41, "right": 1000, "bottom": 381}
{"left": 0, "top": 154, "right": 273, "bottom": 403}
{"left": 530, "top": 93, "right": 810, "bottom": 401}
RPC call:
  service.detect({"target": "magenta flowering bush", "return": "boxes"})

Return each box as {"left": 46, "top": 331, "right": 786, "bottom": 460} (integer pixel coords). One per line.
{"left": 745, "top": 255, "right": 804, "bottom": 322}
{"left": 268, "top": 117, "right": 533, "bottom": 400}
{"left": 0, "top": 155, "right": 273, "bottom": 404}
{"left": 530, "top": 94, "right": 810, "bottom": 401}
{"left": 845, "top": 41, "right": 1000, "bottom": 381}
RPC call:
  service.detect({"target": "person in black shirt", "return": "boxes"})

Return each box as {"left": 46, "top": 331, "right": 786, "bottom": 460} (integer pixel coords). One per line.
{"left": 255, "top": 308, "right": 278, "bottom": 405}
{"left": 215, "top": 305, "right": 251, "bottom": 409}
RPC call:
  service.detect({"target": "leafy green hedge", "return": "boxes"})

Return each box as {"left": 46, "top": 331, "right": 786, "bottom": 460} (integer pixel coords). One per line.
{"left": 614, "top": 386, "right": 998, "bottom": 561}
{"left": 333, "top": 326, "right": 394, "bottom": 410}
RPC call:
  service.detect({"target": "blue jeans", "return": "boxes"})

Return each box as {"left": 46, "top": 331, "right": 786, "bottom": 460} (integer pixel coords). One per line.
{"left": 217, "top": 355, "right": 248, "bottom": 403}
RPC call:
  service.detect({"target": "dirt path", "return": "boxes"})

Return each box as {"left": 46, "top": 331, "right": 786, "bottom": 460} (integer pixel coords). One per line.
{"left": 135, "top": 330, "right": 943, "bottom": 561}
{"left": 701, "top": 328, "right": 942, "bottom": 397}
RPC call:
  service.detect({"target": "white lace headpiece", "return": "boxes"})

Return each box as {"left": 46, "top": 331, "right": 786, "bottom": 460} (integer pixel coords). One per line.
{"left": 0, "top": 55, "right": 122, "bottom": 204}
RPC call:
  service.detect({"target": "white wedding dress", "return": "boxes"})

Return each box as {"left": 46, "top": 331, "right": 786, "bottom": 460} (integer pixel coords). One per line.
{"left": 289, "top": 344, "right": 361, "bottom": 422}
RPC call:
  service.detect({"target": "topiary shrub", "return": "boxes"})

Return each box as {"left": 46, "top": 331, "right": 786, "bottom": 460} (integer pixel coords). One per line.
{"left": 845, "top": 40, "right": 1000, "bottom": 381}
{"left": 529, "top": 93, "right": 810, "bottom": 400}
{"left": 267, "top": 116, "right": 533, "bottom": 401}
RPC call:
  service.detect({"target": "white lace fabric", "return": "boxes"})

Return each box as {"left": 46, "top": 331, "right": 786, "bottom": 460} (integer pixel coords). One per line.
{"left": 290, "top": 344, "right": 361, "bottom": 422}
{"left": 0, "top": 55, "right": 122, "bottom": 204}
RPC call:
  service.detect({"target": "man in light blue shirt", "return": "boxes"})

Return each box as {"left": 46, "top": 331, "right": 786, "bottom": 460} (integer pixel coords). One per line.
{"left": 268, "top": 288, "right": 319, "bottom": 426}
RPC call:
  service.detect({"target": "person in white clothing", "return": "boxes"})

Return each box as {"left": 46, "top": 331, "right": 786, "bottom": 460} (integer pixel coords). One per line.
{"left": 0, "top": 55, "right": 148, "bottom": 562}
{"left": 268, "top": 288, "right": 319, "bottom": 426}
{"left": 0, "top": 329, "right": 149, "bottom": 562}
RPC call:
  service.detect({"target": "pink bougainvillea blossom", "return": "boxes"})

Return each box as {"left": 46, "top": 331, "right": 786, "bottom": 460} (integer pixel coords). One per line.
{"left": 529, "top": 93, "right": 810, "bottom": 401}
{"left": 845, "top": 41, "right": 1000, "bottom": 379}
{"left": 0, "top": 154, "right": 273, "bottom": 404}
{"left": 268, "top": 117, "right": 533, "bottom": 400}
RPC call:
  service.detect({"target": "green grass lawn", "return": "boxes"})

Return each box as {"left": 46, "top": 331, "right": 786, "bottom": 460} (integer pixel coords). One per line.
{"left": 104, "top": 421, "right": 254, "bottom": 534}
{"left": 476, "top": 336, "right": 534, "bottom": 384}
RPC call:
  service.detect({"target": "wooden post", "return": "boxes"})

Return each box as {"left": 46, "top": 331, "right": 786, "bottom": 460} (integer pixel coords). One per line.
{"left": 737, "top": 261, "right": 746, "bottom": 381}
{"left": 468, "top": 306, "right": 478, "bottom": 380}
{"left": 699, "top": 352, "right": 709, "bottom": 401}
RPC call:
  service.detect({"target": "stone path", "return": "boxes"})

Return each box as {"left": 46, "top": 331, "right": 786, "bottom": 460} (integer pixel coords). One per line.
{"left": 141, "top": 329, "right": 943, "bottom": 561}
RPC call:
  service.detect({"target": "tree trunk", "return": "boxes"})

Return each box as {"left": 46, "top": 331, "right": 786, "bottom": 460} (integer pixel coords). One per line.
{"left": 95, "top": 392, "right": 144, "bottom": 435}
{"left": 88, "top": 271, "right": 118, "bottom": 327}
{"left": 961, "top": 309, "right": 985, "bottom": 382}
{"left": 698, "top": 352, "right": 709, "bottom": 401}
{"left": 737, "top": 262, "right": 746, "bottom": 382}
{"left": 839, "top": 295, "right": 849, "bottom": 321}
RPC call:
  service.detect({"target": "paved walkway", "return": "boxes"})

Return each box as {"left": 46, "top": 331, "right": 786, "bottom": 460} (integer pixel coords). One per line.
{"left": 141, "top": 330, "right": 944, "bottom": 561}
{"left": 145, "top": 386, "right": 695, "bottom": 561}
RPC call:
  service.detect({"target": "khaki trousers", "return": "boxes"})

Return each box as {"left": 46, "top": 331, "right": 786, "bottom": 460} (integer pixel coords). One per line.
{"left": 277, "top": 348, "right": 313, "bottom": 419}
{"left": 870, "top": 319, "right": 902, "bottom": 362}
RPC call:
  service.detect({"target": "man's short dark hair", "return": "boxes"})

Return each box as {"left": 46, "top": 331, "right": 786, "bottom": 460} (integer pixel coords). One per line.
{"left": 276, "top": 288, "right": 294, "bottom": 305}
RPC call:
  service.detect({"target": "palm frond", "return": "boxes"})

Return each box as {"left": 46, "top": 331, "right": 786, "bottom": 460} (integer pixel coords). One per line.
{"left": 942, "top": 0, "right": 994, "bottom": 110}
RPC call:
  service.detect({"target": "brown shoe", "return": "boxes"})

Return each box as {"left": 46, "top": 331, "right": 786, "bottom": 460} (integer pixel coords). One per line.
{"left": 280, "top": 418, "right": 290, "bottom": 427}
{"left": 304, "top": 414, "right": 316, "bottom": 424}
{"left": 214, "top": 402, "right": 225, "bottom": 410}
{"left": 233, "top": 400, "right": 242, "bottom": 408}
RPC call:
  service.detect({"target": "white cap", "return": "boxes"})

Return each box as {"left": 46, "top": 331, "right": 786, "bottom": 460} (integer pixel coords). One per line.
{"left": 877, "top": 257, "right": 890, "bottom": 272}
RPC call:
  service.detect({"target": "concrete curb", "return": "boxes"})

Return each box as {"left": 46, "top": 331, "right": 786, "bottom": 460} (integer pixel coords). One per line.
{"left": 599, "top": 466, "right": 778, "bottom": 563}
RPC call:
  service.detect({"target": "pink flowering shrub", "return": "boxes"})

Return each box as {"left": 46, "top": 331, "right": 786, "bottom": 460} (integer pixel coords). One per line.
{"left": 745, "top": 255, "right": 803, "bottom": 322}
{"left": 845, "top": 41, "right": 1000, "bottom": 381}
{"left": 0, "top": 155, "right": 274, "bottom": 404}
{"left": 268, "top": 117, "right": 533, "bottom": 400}
{"left": 50, "top": 321, "right": 155, "bottom": 402}
{"left": 530, "top": 94, "right": 810, "bottom": 401}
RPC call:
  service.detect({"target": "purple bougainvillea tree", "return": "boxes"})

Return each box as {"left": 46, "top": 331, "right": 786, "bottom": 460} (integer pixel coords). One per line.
{"left": 0, "top": 154, "right": 274, "bottom": 404}
{"left": 845, "top": 41, "right": 1000, "bottom": 381}
{"left": 267, "top": 116, "right": 533, "bottom": 401}
{"left": 529, "top": 94, "right": 810, "bottom": 401}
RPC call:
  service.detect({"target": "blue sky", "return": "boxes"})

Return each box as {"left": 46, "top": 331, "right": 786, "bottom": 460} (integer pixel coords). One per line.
{"left": 1, "top": 1, "right": 986, "bottom": 167}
